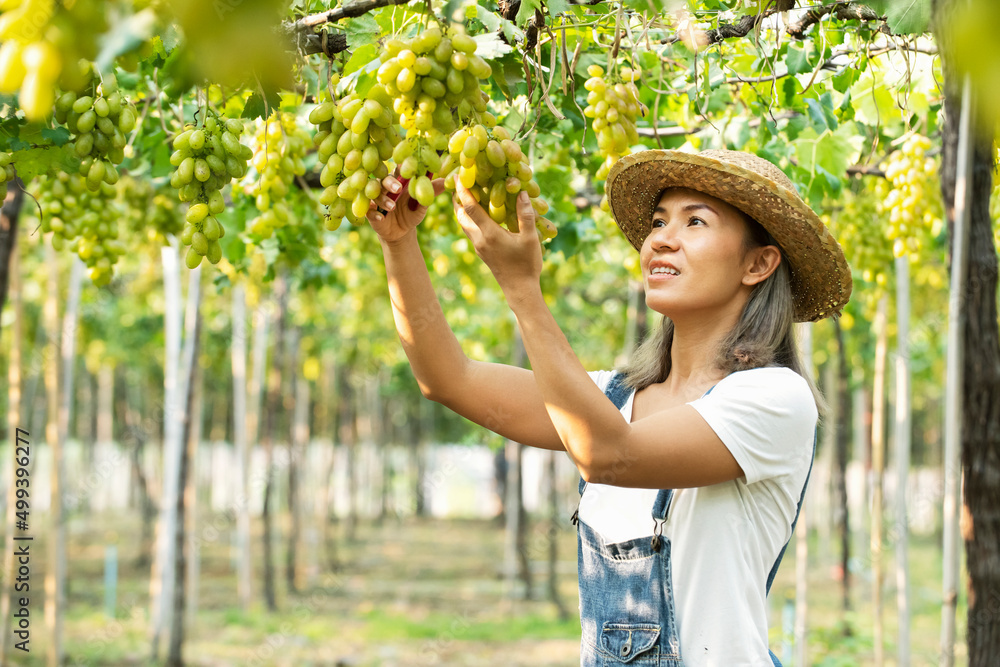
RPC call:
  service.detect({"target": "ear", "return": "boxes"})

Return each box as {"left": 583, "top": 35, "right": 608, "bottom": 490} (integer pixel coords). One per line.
{"left": 742, "top": 245, "right": 781, "bottom": 287}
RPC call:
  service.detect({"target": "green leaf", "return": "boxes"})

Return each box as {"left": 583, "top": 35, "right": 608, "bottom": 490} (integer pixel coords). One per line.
{"left": 345, "top": 14, "right": 380, "bottom": 43}
{"left": 516, "top": 0, "right": 541, "bottom": 25}
{"left": 11, "top": 146, "right": 77, "bottom": 183}
{"left": 872, "top": 0, "right": 932, "bottom": 34}
{"left": 344, "top": 44, "right": 379, "bottom": 76}
{"left": 547, "top": 0, "right": 570, "bottom": 16}
{"left": 473, "top": 33, "right": 513, "bottom": 60}
{"left": 241, "top": 89, "right": 281, "bottom": 120}
{"left": 40, "top": 127, "right": 71, "bottom": 146}
{"left": 95, "top": 8, "right": 157, "bottom": 72}
{"left": 786, "top": 46, "right": 810, "bottom": 76}
{"left": 805, "top": 94, "right": 838, "bottom": 132}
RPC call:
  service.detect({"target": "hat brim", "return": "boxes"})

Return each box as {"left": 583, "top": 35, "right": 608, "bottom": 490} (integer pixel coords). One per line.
{"left": 606, "top": 150, "right": 852, "bottom": 323}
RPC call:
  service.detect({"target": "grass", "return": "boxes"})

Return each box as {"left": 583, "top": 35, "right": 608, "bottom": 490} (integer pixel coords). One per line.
{"left": 7, "top": 510, "right": 969, "bottom": 666}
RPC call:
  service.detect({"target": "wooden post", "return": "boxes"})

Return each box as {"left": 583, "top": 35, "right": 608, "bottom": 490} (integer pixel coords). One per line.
{"left": 894, "top": 254, "right": 912, "bottom": 667}
{"left": 870, "top": 294, "right": 889, "bottom": 666}
{"left": 0, "top": 221, "right": 22, "bottom": 665}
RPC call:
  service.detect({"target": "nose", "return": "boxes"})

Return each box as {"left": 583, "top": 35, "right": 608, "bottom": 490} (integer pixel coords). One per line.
{"left": 646, "top": 221, "right": 679, "bottom": 251}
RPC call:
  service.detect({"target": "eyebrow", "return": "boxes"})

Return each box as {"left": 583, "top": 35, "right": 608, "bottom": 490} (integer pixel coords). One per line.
{"left": 652, "top": 203, "right": 719, "bottom": 217}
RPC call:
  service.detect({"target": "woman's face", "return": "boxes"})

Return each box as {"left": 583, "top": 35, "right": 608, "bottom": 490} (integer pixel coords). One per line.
{"left": 639, "top": 187, "right": 771, "bottom": 321}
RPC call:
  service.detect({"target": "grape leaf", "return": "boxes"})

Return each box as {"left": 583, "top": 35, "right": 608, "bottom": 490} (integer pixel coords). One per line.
{"left": 473, "top": 33, "right": 513, "bottom": 60}
{"left": 547, "top": 0, "right": 570, "bottom": 17}
{"left": 95, "top": 8, "right": 157, "bottom": 72}
{"left": 344, "top": 44, "right": 379, "bottom": 76}
{"left": 785, "top": 46, "right": 810, "bottom": 76}
{"left": 241, "top": 89, "right": 282, "bottom": 120}
{"left": 345, "top": 15, "right": 380, "bottom": 43}
{"left": 866, "top": 0, "right": 931, "bottom": 35}
{"left": 516, "top": 0, "right": 541, "bottom": 25}
{"left": 40, "top": 127, "right": 72, "bottom": 146}
{"left": 11, "top": 146, "right": 77, "bottom": 183}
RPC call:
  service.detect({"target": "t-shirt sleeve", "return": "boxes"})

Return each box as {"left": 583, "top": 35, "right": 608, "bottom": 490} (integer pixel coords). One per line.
{"left": 687, "top": 367, "right": 818, "bottom": 485}
{"left": 588, "top": 369, "right": 614, "bottom": 393}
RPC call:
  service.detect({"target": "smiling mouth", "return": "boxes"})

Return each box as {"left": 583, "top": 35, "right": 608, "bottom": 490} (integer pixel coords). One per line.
{"left": 649, "top": 267, "right": 680, "bottom": 276}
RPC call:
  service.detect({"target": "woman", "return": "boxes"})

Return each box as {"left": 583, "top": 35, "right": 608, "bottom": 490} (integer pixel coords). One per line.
{"left": 365, "top": 149, "right": 851, "bottom": 666}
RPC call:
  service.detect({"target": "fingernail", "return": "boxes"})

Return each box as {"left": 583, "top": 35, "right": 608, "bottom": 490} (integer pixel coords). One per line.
{"left": 373, "top": 213, "right": 383, "bottom": 222}
{"left": 385, "top": 200, "right": 395, "bottom": 211}
{"left": 391, "top": 182, "right": 401, "bottom": 193}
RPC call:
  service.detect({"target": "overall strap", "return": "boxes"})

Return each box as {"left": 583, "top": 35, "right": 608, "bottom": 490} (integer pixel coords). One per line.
{"left": 648, "top": 382, "right": 717, "bottom": 550}
{"left": 576, "top": 372, "right": 632, "bottom": 496}
{"left": 572, "top": 372, "right": 632, "bottom": 524}
{"left": 764, "top": 431, "right": 818, "bottom": 596}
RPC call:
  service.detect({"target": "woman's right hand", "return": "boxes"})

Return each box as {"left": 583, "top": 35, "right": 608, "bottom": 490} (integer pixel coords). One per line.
{"left": 366, "top": 174, "right": 445, "bottom": 245}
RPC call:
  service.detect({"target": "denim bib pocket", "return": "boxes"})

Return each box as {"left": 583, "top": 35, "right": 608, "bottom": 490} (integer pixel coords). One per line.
{"left": 600, "top": 622, "right": 661, "bottom": 664}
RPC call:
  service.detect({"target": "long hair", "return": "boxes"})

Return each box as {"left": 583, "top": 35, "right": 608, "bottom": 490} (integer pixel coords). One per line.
{"left": 619, "top": 214, "right": 825, "bottom": 414}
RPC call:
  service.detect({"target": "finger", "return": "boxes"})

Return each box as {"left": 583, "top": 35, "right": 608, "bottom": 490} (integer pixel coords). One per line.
{"left": 454, "top": 180, "right": 494, "bottom": 231}
{"left": 431, "top": 177, "right": 447, "bottom": 197}
{"left": 381, "top": 175, "right": 403, "bottom": 197}
{"left": 366, "top": 206, "right": 384, "bottom": 224}
{"left": 515, "top": 191, "right": 536, "bottom": 234}
{"left": 371, "top": 192, "right": 396, "bottom": 212}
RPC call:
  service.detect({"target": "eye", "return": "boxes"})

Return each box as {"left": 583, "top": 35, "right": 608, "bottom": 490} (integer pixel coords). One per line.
{"left": 688, "top": 217, "right": 707, "bottom": 226}
{"left": 651, "top": 218, "right": 667, "bottom": 228}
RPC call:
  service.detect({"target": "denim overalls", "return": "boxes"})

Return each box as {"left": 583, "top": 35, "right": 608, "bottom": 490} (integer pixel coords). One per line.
{"left": 572, "top": 372, "right": 814, "bottom": 666}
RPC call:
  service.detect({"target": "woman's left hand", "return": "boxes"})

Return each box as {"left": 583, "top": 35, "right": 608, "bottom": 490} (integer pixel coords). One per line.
{"left": 453, "top": 179, "right": 543, "bottom": 300}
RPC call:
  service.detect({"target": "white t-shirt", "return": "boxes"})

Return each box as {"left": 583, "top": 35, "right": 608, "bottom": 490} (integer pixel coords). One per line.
{"left": 578, "top": 367, "right": 817, "bottom": 667}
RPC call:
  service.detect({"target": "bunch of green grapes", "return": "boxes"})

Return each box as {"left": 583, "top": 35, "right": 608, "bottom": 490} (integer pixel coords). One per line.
{"left": 54, "top": 68, "right": 138, "bottom": 191}
{"left": 245, "top": 110, "right": 311, "bottom": 238}
{"left": 583, "top": 65, "right": 645, "bottom": 209}
{"left": 311, "top": 91, "right": 396, "bottom": 229}
{"left": 441, "top": 123, "right": 555, "bottom": 239}
{"left": 828, "top": 187, "right": 893, "bottom": 288}
{"left": 34, "top": 172, "right": 125, "bottom": 286}
{"left": 118, "top": 176, "right": 182, "bottom": 244}
{"left": 422, "top": 191, "right": 454, "bottom": 232}
{"left": 376, "top": 25, "right": 495, "bottom": 203}
{"left": 0, "top": 152, "right": 15, "bottom": 188}
{"left": 878, "top": 134, "right": 941, "bottom": 259}
{"left": 169, "top": 110, "right": 250, "bottom": 268}
{"left": 0, "top": 0, "right": 106, "bottom": 119}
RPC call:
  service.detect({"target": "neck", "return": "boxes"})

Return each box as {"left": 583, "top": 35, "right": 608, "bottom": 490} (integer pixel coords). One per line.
{"left": 664, "top": 307, "right": 742, "bottom": 392}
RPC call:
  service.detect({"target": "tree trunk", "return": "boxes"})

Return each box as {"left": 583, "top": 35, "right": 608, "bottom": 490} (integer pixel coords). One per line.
{"left": 870, "top": 294, "right": 889, "bottom": 666}
{"left": 933, "top": 10, "right": 1000, "bottom": 660}
{"left": 150, "top": 244, "right": 184, "bottom": 660}
{"left": 124, "top": 369, "right": 157, "bottom": 570}
{"left": 832, "top": 318, "right": 852, "bottom": 630}
{"left": 0, "top": 223, "right": 23, "bottom": 665}
{"left": 0, "top": 177, "right": 25, "bottom": 333}
{"left": 503, "top": 331, "right": 532, "bottom": 600}
{"left": 894, "top": 254, "right": 912, "bottom": 667}
{"left": 184, "top": 303, "right": 205, "bottom": 627}
{"left": 320, "top": 356, "right": 339, "bottom": 571}
{"left": 546, "top": 449, "right": 568, "bottom": 620}
{"left": 794, "top": 322, "right": 812, "bottom": 667}
{"left": 340, "top": 369, "right": 359, "bottom": 543}
{"left": 166, "top": 274, "right": 202, "bottom": 667}
{"left": 97, "top": 364, "right": 114, "bottom": 445}
{"left": 45, "top": 253, "right": 82, "bottom": 667}
{"left": 414, "top": 396, "right": 432, "bottom": 517}
{"left": 231, "top": 283, "right": 252, "bottom": 610}
{"left": 286, "top": 326, "right": 307, "bottom": 594}
{"left": 262, "top": 278, "right": 287, "bottom": 612}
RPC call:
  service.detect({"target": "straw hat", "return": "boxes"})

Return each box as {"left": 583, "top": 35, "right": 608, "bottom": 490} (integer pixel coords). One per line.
{"left": 606, "top": 149, "right": 852, "bottom": 323}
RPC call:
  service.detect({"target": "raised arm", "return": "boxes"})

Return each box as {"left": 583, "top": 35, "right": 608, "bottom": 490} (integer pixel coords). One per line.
{"left": 368, "top": 175, "right": 564, "bottom": 450}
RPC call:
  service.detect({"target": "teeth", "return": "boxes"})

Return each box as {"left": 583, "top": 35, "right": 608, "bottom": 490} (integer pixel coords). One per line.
{"left": 651, "top": 267, "right": 679, "bottom": 275}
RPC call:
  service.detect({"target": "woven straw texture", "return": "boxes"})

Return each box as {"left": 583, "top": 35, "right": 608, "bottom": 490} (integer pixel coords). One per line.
{"left": 606, "top": 149, "right": 852, "bottom": 323}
